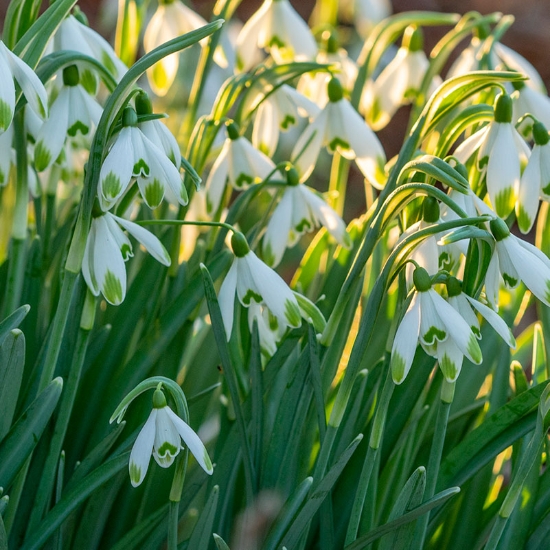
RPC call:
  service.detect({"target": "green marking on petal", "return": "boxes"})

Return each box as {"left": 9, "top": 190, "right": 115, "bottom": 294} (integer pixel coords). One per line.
{"left": 133, "top": 158, "right": 150, "bottom": 176}
{"left": 295, "top": 218, "right": 313, "bottom": 232}
{"left": 263, "top": 242, "right": 275, "bottom": 267}
{"left": 103, "top": 172, "right": 122, "bottom": 199}
{"left": 80, "top": 69, "right": 98, "bottom": 95}
{"left": 144, "top": 179, "right": 164, "bottom": 208}
{"left": 328, "top": 136, "right": 350, "bottom": 153}
{"left": 156, "top": 441, "right": 178, "bottom": 460}
{"left": 494, "top": 187, "right": 516, "bottom": 218}
{"left": 0, "top": 167, "right": 5, "bottom": 186}
{"left": 391, "top": 353, "right": 406, "bottom": 384}
{"left": 439, "top": 251, "right": 452, "bottom": 271}
{"left": 129, "top": 462, "right": 142, "bottom": 485}
{"left": 235, "top": 173, "right": 254, "bottom": 189}
{"left": 284, "top": 299, "right": 301, "bottom": 327}
{"left": 179, "top": 180, "right": 188, "bottom": 203}
{"left": 103, "top": 270, "right": 124, "bottom": 304}
{"left": 479, "top": 155, "right": 489, "bottom": 169}
{"left": 67, "top": 120, "right": 89, "bottom": 137}
{"left": 0, "top": 99, "right": 12, "bottom": 131}
{"left": 472, "top": 325, "right": 481, "bottom": 339}
{"left": 542, "top": 182, "right": 550, "bottom": 196}
{"left": 281, "top": 114, "right": 295, "bottom": 130}
{"left": 502, "top": 273, "right": 518, "bottom": 288}
{"left": 268, "top": 312, "right": 279, "bottom": 331}
{"left": 203, "top": 449, "right": 213, "bottom": 473}
{"left": 423, "top": 326, "right": 446, "bottom": 345}
{"left": 545, "top": 279, "right": 550, "bottom": 304}
{"left": 34, "top": 141, "right": 52, "bottom": 171}
{"left": 101, "top": 51, "right": 117, "bottom": 77}
{"left": 121, "top": 244, "right": 132, "bottom": 260}
{"left": 268, "top": 35, "right": 286, "bottom": 49}
{"left": 440, "top": 353, "right": 459, "bottom": 382}
{"left": 467, "top": 334, "right": 482, "bottom": 364}
{"left": 242, "top": 289, "right": 262, "bottom": 305}
{"left": 517, "top": 204, "right": 533, "bottom": 234}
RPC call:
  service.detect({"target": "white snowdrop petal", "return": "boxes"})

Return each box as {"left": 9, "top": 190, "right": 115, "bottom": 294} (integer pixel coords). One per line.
{"left": 517, "top": 146, "right": 542, "bottom": 234}
{"left": 391, "top": 293, "right": 421, "bottom": 384}
{"left": 165, "top": 408, "right": 213, "bottom": 474}
{"left": 465, "top": 295, "right": 516, "bottom": 348}
{"left": 0, "top": 123, "right": 13, "bottom": 185}
{"left": 153, "top": 407, "right": 181, "bottom": 468}
{"left": 253, "top": 99, "right": 279, "bottom": 156}
{"left": 495, "top": 240, "right": 520, "bottom": 289}
{"left": 218, "top": 261, "right": 239, "bottom": 339}
{"left": 291, "top": 109, "right": 328, "bottom": 181}
{"left": 437, "top": 338, "right": 464, "bottom": 383}
{"left": 205, "top": 144, "right": 230, "bottom": 214}
{"left": 485, "top": 251, "right": 501, "bottom": 310}
{"left": 129, "top": 410, "right": 156, "bottom": 487}
{"left": 0, "top": 51, "right": 15, "bottom": 132}
{"left": 263, "top": 189, "right": 293, "bottom": 267}
{"left": 419, "top": 290, "right": 447, "bottom": 346}
{"left": 82, "top": 222, "right": 100, "bottom": 296}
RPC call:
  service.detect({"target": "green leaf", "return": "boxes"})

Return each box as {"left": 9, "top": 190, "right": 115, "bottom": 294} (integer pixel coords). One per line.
{"left": 379, "top": 467, "right": 426, "bottom": 550}
{"left": 0, "top": 377, "right": 63, "bottom": 490}
{"left": 3, "top": 0, "right": 42, "bottom": 49}
{"left": 532, "top": 323, "right": 547, "bottom": 385}
{"left": 0, "top": 304, "right": 30, "bottom": 347}
{"left": 0, "top": 513, "right": 6, "bottom": 550}
{"left": 280, "top": 434, "right": 363, "bottom": 549}
{"left": 213, "top": 533, "right": 231, "bottom": 550}
{"left": 438, "top": 381, "right": 550, "bottom": 489}
{"left": 19, "top": 452, "right": 129, "bottom": 550}
{"left": 344, "top": 488, "right": 460, "bottom": 550}
{"left": 0, "top": 330, "right": 25, "bottom": 441}
{"left": 188, "top": 485, "right": 219, "bottom": 549}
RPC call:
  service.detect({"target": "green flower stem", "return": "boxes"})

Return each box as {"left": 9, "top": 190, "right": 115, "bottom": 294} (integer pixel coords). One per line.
{"left": 167, "top": 500, "right": 179, "bottom": 550}
{"left": 413, "top": 378, "right": 455, "bottom": 548}
{"left": 345, "top": 367, "right": 394, "bottom": 545}
{"left": 42, "top": 192, "right": 57, "bottom": 264}
{"left": 328, "top": 153, "right": 350, "bottom": 217}
{"left": 138, "top": 219, "right": 236, "bottom": 234}
{"left": 167, "top": 452, "right": 188, "bottom": 550}
{"left": 3, "top": 111, "right": 28, "bottom": 316}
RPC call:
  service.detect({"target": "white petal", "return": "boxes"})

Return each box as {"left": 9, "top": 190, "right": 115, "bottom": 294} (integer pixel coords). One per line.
{"left": 165, "top": 408, "right": 213, "bottom": 474}
{"left": 236, "top": 1, "right": 269, "bottom": 70}
{"left": 205, "top": 142, "right": 230, "bottom": 215}
{"left": 218, "top": 260, "right": 238, "bottom": 339}
{"left": 419, "top": 290, "right": 448, "bottom": 346}
{"left": 104, "top": 212, "right": 133, "bottom": 260}
{"left": 391, "top": 293, "right": 421, "bottom": 384}
{"left": 263, "top": 189, "right": 293, "bottom": 267}
{"left": 465, "top": 295, "right": 516, "bottom": 348}
{"left": 495, "top": 240, "right": 520, "bottom": 289}
{"left": 228, "top": 137, "right": 276, "bottom": 189}
{"left": 0, "top": 51, "right": 15, "bottom": 132}
{"left": 113, "top": 214, "right": 171, "bottom": 266}
{"left": 449, "top": 294, "right": 480, "bottom": 338}
{"left": 82, "top": 221, "right": 100, "bottom": 296}
{"left": 454, "top": 126, "right": 489, "bottom": 165}
{"left": 140, "top": 119, "right": 181, "bottom": 168}
{"left": 517, "top": 146, "right": 542, "bottom": 234}
{"left": 291, "top": 109, "right": 328, "bottom": 181}
{"left": 252, "top": 99, "right": 279, "bottom": 156}
{"left": 0, "top": 123, "right": 13, "bottom": 185}
{"left": 437, "top": 338, "right": 464, "bottom": 383}
{"left": 129, "top": 410, "right": 156, "bottom": 487}
{"left": 485, "top": 251, "right": 501, "bottom": 310}
{"left": 153, "top": 407, "right": 181, "bottom": 468}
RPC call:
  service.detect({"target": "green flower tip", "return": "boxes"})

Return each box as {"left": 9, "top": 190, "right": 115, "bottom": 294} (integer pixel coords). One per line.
{"left": 512, "top": 79, "right": 526, "bottom": 91}
{"left": 72, "top": 6, "right": 88, "bottom": 25}
{"left": 286, "top": 166, "right": 300, "bottom": 186}
{"left": 446, "top": 276, "right": 462, "bottom": 297}
{"left": 533, "top": 122, "right": 550, "bottom": 146}
{"left": 135, "top": 91, "right": 153, "bottom": 116}
{"left": 152, "top": 388, "right": 167, "bottom": 409}
{"left": 122, "top": 107, "right": 138, "bottom": 128}
{"left": 473, "top": 22, "right": 490, "bottom": 40}
{"left": 391, "top": 353, "right": 406, "bottom": 385}
{"left": 226, "top": 121, "right": 240, "bottom": 141}
{"left": 413, "top": 267, "right": 431, "bottom": 292}
{"left": 62, "top": 65, "right": 80, "bottom": 87}
{"left": 231, "top": 232, "right": 250, "bottom": 257}
{"left": 489, "top": 217, "right": 511, "bottom": 241}
{"left": 402, "top": 25, "right": 423, "bottom": 52}
{"left": 422, "top": 196, "right": 440, "bottom": 223}
{"left": 322, "top": 30, "right": 339, "bottom": 54}
{"left": 327, "top": 77, "right": 344, "bottom": 103}
{"left": 454, "top": 161, "right": 468, "bottom": 181}
{"left": 494, "top": 93, "right": 513, "bottom": 124}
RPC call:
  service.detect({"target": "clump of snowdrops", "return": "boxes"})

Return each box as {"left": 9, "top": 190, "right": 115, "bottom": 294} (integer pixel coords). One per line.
{"left": 1, "top": 0, "right": 550, "bottom": 549}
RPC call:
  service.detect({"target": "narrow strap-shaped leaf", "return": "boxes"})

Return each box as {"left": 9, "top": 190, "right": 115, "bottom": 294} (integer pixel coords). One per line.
{"left": 213, "top": 533, "right": 231, "bottom": 550}
{"left": 19, "top": 452, "right": 129, "bottom": 550}
{"left": 0, "top": 513, "right": 6, "bottom": 550}
{"left": 249, "top": 323, "right": 264, "bottom": 481}
{"left": 188, "top": 485, "right": 219, "bottom": 549}
{"left": 0, "top": 330, "right": 25, "bottom": 441}
{"left": 0, "top": 377, "right": 63, "bottom": 489}
{"left": 110, "top": 506, "right": 167, "bottom": 550}
{"left": 0, "top": 304, "right": 29, "bottom": 347}
{"left": 345, "top": 488, "right": 460, "bottom": 550}
{"left": 280, "top": 434, "right": 363, "bottom": 549}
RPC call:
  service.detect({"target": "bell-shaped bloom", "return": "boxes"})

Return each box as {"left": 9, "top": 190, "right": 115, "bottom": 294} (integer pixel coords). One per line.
{"left": 53, "top": 13, "right": 127, "bottom": 92}
{"left": 144, "top": 1, "right": 207, "bottom": 96}
{"left": 236, "top": 0, "right": 317, "bottom": 71}
{"left": 455, "top": 93, "right": 530, "bottom": 218}
{"left": 98, "top": 107, "right": 188, "bottom": 211}
{"left": 516, "top": 122, "right": 550, "bottom": 233}
{"left": 205, "top": 122, "right": 279, "bottom": 215}
{"left": 129, "top": 388, "right": 213, "bottom": 487}
{"left": 292, "top": 77, "right": 385, "bottom": 187}
{"left": 263, "top": 173, "right": 351, "bottom": 267}
{"left": 0, "top": 41, "right": 48, "bottom": 133}
{"left": 391, "top": 267, "right": 482, "bottom": 384}
{"left": 218, "top": 232, "right": 301, "bottom": 340}
{"left": 512, "top": 82, "right": 550, "bottom": 132}
{"left": 486, "top": 217, "right": 550, "bottom": 309}
{"left": 251, "top": 84, "right": 319, "bottom": 156}
{"left": 362, "top": 26, "right": 438, "bottom": 131}
{"left": 82, "top": 212, "right": 171, "bottom": 305}
{"left": 248, "top": 303, "right": 283, "bottom": 358}
{"left": 139, "top": 118, "right": 181, "bottom": 169}
{"left": 34, "top": 65, "right": 102, "bottom": 172}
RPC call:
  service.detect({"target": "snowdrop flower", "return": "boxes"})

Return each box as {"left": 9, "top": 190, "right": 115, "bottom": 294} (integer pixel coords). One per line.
{"left": 82, "top": 212, "right": 171, "bottom": 305}
{"left": 144, "top": 0, "right": 207, "bottom": 96}
{"left": 98, "top": 107, "right": 188, "bottom": 211}
{"left": 512, "top": 80, "right": 550, "bottom": 133}
{"left": 362, "top": 26, "right": 438, "bottom": 131}
{"left": 54, "top": 11, "right": 127, "bottom": 92}
{"left": 0, "top": 123, "right": 13, "bottom": 186}
{"left": 248, "top": 303, "right": 283, "bottom": 358}
{"left": 129, "top": 387, "right": 213, "bottom": 487}
{"left": 251, "top": 84, "right": 319, "bottom": 156}
{"left": 486, "top": 217, "right": 550, "bottom": 309}
{"left": 263, "top": 167, "right": 351, "bottom": 267}
{"left": 218, "top": 232, "right": 301, "bottom": 340}
{"left": 34, "top": 65, "right": 102, "bottom": 172}
{"left": 236, "top": 0, "right": 317, "bottom": 71}
{"left": 391, "top": 267, "right": 482, "bottom": 384}
{"left": 455, "top": 93, "right": 530, "bottom": 218}
{"left": 0, "top": 41, "right": 48, "bottom": 133}
{"left": 205, "top": 122, "right": 279, "bottom": 215}
{"left": 292, "top": 77, "right": 386, "bottom": 187}
{"left": 516, "top": 122, "right": 550, "bottom": 233}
